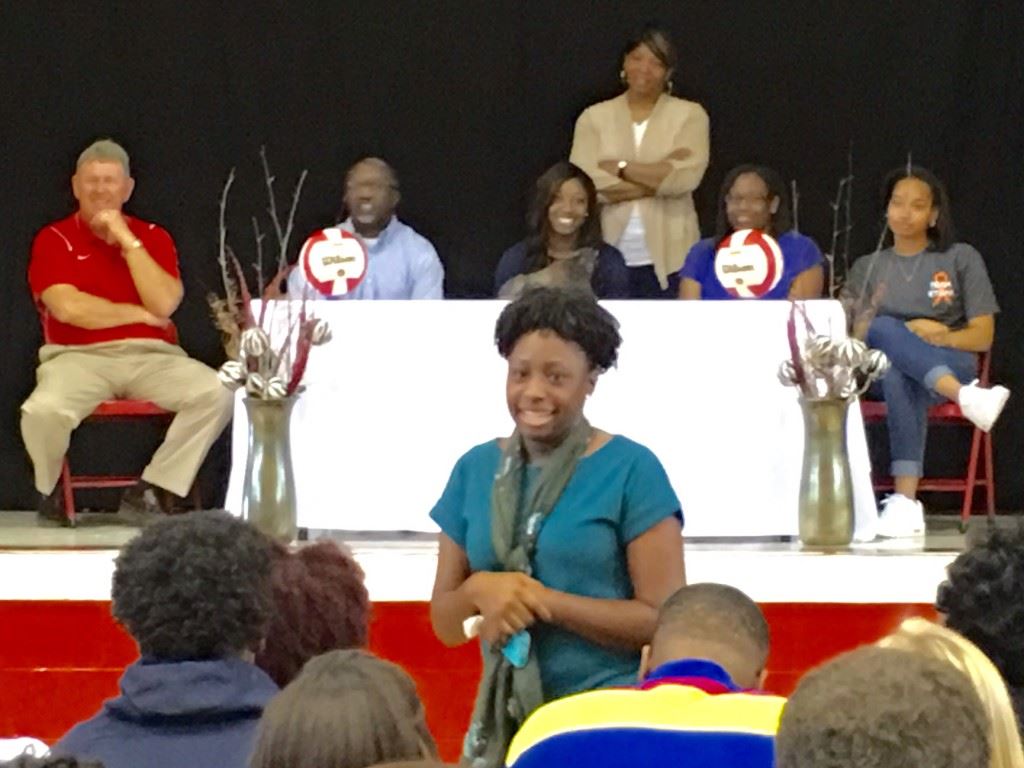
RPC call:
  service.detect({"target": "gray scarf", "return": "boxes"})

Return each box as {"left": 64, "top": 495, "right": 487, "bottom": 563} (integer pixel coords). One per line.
{"left": 460, "top": 418, "right": 592, "bottom": 768}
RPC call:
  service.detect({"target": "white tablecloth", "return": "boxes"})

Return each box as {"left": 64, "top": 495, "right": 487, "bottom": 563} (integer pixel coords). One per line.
{"left": 226, "top": 300, "right": 877, "bottom": 538}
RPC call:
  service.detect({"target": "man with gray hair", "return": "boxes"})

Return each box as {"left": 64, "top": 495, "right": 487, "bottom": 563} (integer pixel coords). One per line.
{"left": 22, "top": 138, "right": 234, "bottom": 525}
{"left": 285, "top": 156, "right": 444, "bottom": 299}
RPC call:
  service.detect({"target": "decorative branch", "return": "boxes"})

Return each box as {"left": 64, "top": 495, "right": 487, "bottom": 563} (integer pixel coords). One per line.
{"left": 841, "top": 143, "right": 854, "bottom": 285}
{"left": 217, "top": 168, "right": 238, "bottom": 309}
{"left": 259, "top": 146, "right": 308, "bottom": 272}
{"left": 210, "top": 149, "right": 327, "bottom": 400}
{"left": 791, "top": 179, "right": 800, "bottom": 233}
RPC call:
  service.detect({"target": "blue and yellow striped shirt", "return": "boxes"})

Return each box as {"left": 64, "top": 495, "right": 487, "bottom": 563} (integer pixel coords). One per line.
{"left": 505, "top": 659, "right": 785, "bottom": 767}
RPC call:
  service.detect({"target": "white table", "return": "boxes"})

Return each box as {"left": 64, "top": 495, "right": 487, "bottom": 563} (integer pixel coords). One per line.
{"left": 226, "top": 300, "right": 878, "bottom": 539}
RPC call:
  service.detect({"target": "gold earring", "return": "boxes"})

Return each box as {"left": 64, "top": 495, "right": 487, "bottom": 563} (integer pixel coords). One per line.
{"left": 620, "top": 69, "right": 627, "bottom": 86}
{"left": 665, "top": 79, "right": 674, "bottom": 93}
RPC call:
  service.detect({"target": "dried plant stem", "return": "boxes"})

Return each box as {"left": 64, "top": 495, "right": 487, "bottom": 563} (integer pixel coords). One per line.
{"left": 791, "top": 179, "right": 800, "bottom": 233}
{"left": 218, "top": 168, "right": 238, "bottom": 309}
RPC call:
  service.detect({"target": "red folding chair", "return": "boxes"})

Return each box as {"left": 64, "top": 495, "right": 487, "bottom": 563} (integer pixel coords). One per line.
{"left": 35, "top": 307, "right": 200, "bottom": 526}
{"left": 860, "top": 352, "right": 996, "bottom": 531}
{"left": 59, "top": 401, "right": 183, "bottom": 525}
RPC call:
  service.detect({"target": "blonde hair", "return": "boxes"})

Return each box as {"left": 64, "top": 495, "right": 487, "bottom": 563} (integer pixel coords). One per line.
{"left": 76, "top": 138, "right": 130, "bottom": 175}
{"left": 879, "top": 618, "right": 1024, "bottom": 768}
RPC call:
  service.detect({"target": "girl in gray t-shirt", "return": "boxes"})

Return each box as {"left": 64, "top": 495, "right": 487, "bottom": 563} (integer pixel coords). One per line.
{"left": 841, "top": 166, "right": 1009, "bottom": 539}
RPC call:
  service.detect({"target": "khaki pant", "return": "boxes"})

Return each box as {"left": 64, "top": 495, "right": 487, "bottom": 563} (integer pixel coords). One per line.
{"left": 20, "top": 339, "right": 234, "bottom": 498}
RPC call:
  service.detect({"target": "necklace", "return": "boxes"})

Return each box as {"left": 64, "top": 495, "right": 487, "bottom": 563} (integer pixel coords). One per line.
{"left": 894, "top": 251, "right": 926, "bottom": 283}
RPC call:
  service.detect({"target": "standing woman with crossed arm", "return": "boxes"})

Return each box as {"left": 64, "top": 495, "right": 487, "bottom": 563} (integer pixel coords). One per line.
{"left": 570, "top": 25, "right": 710, "bottom": 298}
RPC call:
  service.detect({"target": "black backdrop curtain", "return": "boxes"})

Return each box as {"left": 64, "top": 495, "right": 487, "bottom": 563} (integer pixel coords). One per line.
{"left": 2, "top": 1, "right": 1022, "bottom": 511}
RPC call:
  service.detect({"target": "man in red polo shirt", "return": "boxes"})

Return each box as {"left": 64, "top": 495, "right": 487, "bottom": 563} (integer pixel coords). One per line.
{"left": 21, "top": 139, "right": 234, "bottom": 525}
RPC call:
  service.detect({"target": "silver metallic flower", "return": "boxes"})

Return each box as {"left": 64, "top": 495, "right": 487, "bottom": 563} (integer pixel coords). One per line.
{"left": 804, "top": 335, "right": 835, "bottom": 370}
{"left": 264, "top": 376, "right": 288, "bottom": 399}
{"left": 859, "top": 348, "right": 890, "bottom": 381}
{"left": 240, "top": 327, "right": 271, "bottom": 358}
{"left": 777, "top": 360, "right": 800, "bottom": 387}
{"left": 245, "top": 372, "right": 267, "bottom": 397}
{"left": 217, "top": 360, "right": 247, "bottom": 389}
{"left": 310, "top": 319, "right": 332, "bottom": 346}
{"left": 834, "top": 337, "right": 868, "bottom": 369}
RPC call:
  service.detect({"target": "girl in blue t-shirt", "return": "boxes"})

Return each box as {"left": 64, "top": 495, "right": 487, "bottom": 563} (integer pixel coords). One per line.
{"left": 430, "top": 287, "right": 684, "bottom": 764}
{"left": 679, "top": 164, "right": 824, "bottom": 300}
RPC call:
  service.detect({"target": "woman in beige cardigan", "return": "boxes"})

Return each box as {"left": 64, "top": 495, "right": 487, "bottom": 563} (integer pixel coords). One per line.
{"left": 570, "top": 26, "right": 710, "bottom": 297}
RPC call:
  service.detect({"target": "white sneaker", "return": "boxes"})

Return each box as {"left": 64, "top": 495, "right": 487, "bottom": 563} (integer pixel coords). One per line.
{"left": 876, "top": 494, "right": 926, "bottom": 539}
{"left": 958, "top": 380, "right": 1010, "bottom": 433}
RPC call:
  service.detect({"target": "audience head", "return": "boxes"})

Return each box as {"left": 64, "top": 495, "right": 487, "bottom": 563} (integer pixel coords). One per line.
{"left": 495, "top": 288, "right": 621, "bottom": 448}
{"left": 250, "top": 649, "right": 437, "bottom": 768}
{"left": 643, "top": 583, "right": 769, "bottom": 689}
{"left": 938, "top": 520, "right": 1024, "bottom": 725}
{"left": 879, "top": 618, "right": 1024, "bottom": 768}
{"left": 776, "top": 645, "right": 989, "bottom": 768}
{"left": 72, "top": 138, "right": 134, "bottom": 221}
{"left": 620, "top": 25, "right": 677, "bottom": 97}
{"left": 524, "top": 162, "right": 602, "bottom": 271}
{"left": 112, "top": 510, "right": 272, "bottom": 660}
{"left": 714, "top": 164, "right": 792, "bottom": 240}
{"left": 880, "top": 164, "right": 955, "bottom": 251}
{"left": 344, "top": 157, "right": 400, "bottom": 234}
{"left": 1, "top": 757, "right": 104, "bottom": 768}
{"left": 255, "top": 539, "right": 371, "bottom": 687}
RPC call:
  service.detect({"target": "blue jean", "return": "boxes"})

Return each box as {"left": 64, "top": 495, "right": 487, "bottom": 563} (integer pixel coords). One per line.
{"left": 867, "top": 315, "right": 977, "bottom": 477}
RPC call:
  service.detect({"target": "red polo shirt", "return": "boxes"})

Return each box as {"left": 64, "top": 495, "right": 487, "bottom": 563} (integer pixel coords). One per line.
{"left": 28, "top": 213, "right": 180, "bottom": 346}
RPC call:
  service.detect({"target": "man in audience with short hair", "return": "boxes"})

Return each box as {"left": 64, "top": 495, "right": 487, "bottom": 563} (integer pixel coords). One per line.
{"left": 776, "top": 645, "right": 989, "bottom": 768}
{"left": 286, "top": 157, "right": 444, "bottom": 299}
{"left": 505, "top": 583, "right": 784, "bottom": 767}
{"left": 52, "top": 511, "right": 278, "bottom": 768}
{"left": 938, "top": 519, "right": 1024, "bottom": 732}
{"left": 22, "top": 138, "right": 234, "bottom": 525}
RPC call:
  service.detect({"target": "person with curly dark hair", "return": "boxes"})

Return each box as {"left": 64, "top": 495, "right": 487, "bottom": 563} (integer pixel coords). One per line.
{"left": 250, "top": 649, "right": 438, "bottom": 768}
{"left": 938, "top": 520, "right": 1024, "bottom": 733}
{"left": 1, "top": 756, "right": 105, "bottom": 768}
{"left": 776, "top": 645, "right": 989, "bottom": 768}
{"left": 430, "top": 287, "right": 684, "bottom": 766}
{"left": 52, "top": 511, "right": 278, "bottom": 768}
{"left": 1, "top": 757, "right": 104, "bottom": 768}
{"left": 255, "top": 539, "right": 371, "bottom": 687}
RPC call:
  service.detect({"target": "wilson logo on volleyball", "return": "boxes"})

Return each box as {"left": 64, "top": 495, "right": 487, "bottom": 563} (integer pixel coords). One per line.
{"left": 300, "top": 227, "right": 368, "bottom": 297}
{"left": 714, "top": 229, "right": 785, "bottom": 298}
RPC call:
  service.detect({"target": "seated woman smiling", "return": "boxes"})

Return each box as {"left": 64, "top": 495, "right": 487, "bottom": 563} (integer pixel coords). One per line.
{"left": 679, "top": 164, "right": 824, "bottom": 300}
{"left": 495, "top": 162, "right": 630, "bottom": 299}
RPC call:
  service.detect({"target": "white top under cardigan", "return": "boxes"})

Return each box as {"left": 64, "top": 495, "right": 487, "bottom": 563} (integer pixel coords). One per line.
{"left": 570, "top": 93, "right": 710, "bottom": 288}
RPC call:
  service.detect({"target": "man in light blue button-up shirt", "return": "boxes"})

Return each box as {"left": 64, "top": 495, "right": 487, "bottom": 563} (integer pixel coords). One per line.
{"left": 288, "top": 157, "right": 444, "bottom": 300}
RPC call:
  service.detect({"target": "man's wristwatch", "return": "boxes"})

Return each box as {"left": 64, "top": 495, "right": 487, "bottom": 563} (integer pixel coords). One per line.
{"left": 616, "top": 160, "right": 628, "bottom": 179}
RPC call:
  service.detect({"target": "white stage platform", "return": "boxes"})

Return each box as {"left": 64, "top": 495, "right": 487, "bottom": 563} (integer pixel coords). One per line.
{"left": 0, "top": 536, "right": 954, "bottom": 604}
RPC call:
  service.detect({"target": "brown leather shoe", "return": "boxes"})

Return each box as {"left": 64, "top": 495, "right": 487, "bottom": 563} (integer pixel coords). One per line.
{"left": 37, "top": 487, "right": 72, "bottom": 528}
{"left": 115, "top": 481, "right": 170, "bottom": 527}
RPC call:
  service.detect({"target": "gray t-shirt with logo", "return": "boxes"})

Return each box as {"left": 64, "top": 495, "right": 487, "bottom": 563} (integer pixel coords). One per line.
{"left": 842, "top": 243, "right": 999, "bottom": 329}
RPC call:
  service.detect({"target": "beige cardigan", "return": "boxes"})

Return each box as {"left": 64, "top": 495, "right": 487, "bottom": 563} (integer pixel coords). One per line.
{"left": 569, "top": 93, "right": 710, "bottom": 287}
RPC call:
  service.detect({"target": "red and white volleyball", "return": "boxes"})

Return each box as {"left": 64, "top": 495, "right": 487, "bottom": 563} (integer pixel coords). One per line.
{"left": 299, "top": 228, "right": 368, "bottom": 297}
{"left": 713, "top": 229, "right": 784, "bottom": 298}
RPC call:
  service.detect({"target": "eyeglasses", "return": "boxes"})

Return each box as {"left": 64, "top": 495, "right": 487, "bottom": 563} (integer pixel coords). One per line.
{"left": 725, "top": 194, "right": 770, "bottom": 206}
{"left": 345, "top": 180, "right": 397, "bottom": 193}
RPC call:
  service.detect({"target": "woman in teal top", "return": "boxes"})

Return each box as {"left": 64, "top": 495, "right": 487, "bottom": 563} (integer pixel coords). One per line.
{"left": 430, "top": 287, "right": 684, "bottom": 766}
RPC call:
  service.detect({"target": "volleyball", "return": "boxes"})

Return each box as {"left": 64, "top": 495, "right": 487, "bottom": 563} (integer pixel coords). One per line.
{"left": 299, "top": 227, "right": 368, "bottom": 297}
{"left": 713, "top": 229, "right": 784, "bottom": 298}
